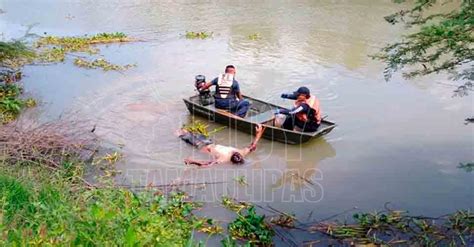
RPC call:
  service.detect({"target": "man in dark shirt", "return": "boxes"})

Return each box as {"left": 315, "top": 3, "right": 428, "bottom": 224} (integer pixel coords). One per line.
{"left": 276, "top": 87, "right": 321, "bottom": 132}
{"left": 199, "top": 65, "right": 250, "bottom": 117}
{"left": 277, "top": 103, "right": 319, "bottom": 132}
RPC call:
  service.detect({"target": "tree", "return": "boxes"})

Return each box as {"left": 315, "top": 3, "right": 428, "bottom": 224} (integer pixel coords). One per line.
{"left": 373, "top": 0, "right": 473, "bottom": 96}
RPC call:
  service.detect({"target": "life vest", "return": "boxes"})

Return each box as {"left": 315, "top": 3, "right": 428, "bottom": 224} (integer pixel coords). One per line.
{"left": 294, "top": 95, "right": 321, "bottom": 124}
{"left": 215, "top": 73, "right": 234, "bottom": 99}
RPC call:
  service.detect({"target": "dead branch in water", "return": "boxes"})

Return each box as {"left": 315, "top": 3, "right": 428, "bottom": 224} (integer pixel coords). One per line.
{"left": 0, "top": 119, "right": 98, "bottom": 168}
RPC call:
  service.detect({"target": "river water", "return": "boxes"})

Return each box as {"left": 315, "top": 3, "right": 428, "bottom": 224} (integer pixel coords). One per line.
{"left": 1, "top": 0, "right": 473, "bottom": 245}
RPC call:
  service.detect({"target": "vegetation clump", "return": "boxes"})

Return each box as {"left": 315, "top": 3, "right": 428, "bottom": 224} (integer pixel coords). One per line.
{"left": 457, "top": 162, "right": 474, "bottom": 172}
{"left": 0, "top": 32, "right": 136, "bottom": 124}
{"left": 74, "top": 58, "right": 135, "bottom": 71}
{"left": 185, "top": 31, "right": 213, "bottom": 39}
{"left": 0, "top": 41, "right": 37, "bottom": 124}
{"left": 248, "top": 33, "right": 262, "bottom": 40}
{"left": 0, "top": 83, "right": 36, "bottom": 124}
{"left": 221, "top": 195, "right": 251, "bottom": 213}
{"left": 0, "top": 41, "right": 35, "bottom": 68}
{"left": 35, "top": 32, "right": 135, "bottom": 71}
{"left": 233, "top": 175, "right": 248, "bottom": 186}
{"left": 307, "top": 208, "right": 474, "bottom": 246}
{"left": 228, "top": 206, "right": 275, "bottom": 246}
{"left": 182, "top": 120, "right": 226, "bottom": 137}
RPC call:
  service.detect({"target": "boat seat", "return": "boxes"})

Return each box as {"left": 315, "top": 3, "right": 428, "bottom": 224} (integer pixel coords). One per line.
{"left": 245, "top": 110, "right": 275, "bottom": 124}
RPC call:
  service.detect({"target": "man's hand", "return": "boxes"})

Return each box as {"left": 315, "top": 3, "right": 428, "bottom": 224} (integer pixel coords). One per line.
{"left": 274, "top": 108, "right": 289, "bottom": 115}
{"left": 198, "top": 82, "right": 211, "bottom": 91}
{"left": 255, "top": 124, "right": 263, "bottom": 133}
{"left": 249, "top": 143, "right": 257, "bottom": 152}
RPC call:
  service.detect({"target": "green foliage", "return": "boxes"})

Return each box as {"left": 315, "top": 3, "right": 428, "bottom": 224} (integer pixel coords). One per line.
{"left": 221, "top": 195, "right": 251, "bottom": 213}
{"left": 0, "top": 83, "right": 35, "bottom": 124}
{"left": 248, "top": 33, "right": 262, "bottom": 40}
{"left": 457, "top": 162, "right": 474, "bottom": 172}
{"left": 185, "top": 31, "right": 213, "bottom": 39}
{"left": 0, "top": 175, "right": 33, "bottom": 222}
{"left": 373, "top": 0, "right": 473, "bottom": 87}
{"left": 0, "top": 164, "right": 203, "bottom": 246}
{"left": 233, "top": 175, "right": 248, "bottom": 186}
{"left": 182, "top": 120, "right": 226, "bottom": 137}
{"left": 312, "top": 209, "right": 474, "bottom": 246}
{"left": 228, "top": 206, "right": 275, "bottom": 246}
{"left": 0, "top": 41, "right": 35, "bottom": 68}
{"left": 74, "top": 58, "right": 135, "bottom": 71}
{"left": 35, "top": 32, "right": 134, "bottom": 70}
{"left": 36, "top": 32, "right": 130, "bottom": 52}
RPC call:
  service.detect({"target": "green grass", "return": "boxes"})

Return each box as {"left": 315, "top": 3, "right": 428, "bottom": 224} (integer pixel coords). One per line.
{"left": 0, "top": 163, "right": 203, "bottom": 246}
{"left": 0, "top": 41, "right": 35, "bottom": 67}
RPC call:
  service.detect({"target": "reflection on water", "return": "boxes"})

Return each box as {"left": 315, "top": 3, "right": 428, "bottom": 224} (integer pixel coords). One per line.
{"left": 273, "top": 138, "right": 336, "bottom": 189}
{"left": 1, "top": 1, "right": 473, "bottom": 244}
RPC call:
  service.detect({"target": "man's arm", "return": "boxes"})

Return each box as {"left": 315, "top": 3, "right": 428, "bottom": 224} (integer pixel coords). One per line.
{"left": 314, "top": 99, "right": 322, "bottom": 124}
{"left": 241, "top": 124, "right": 265, "bottom": 156}
{"left": 184, "top": 158, "right": 218, "bottom": 167}
{"left": 233, "top": 82, "right": 243, "bottom": 100}
{"left": 199, "top": 77, "right": 218, "bottom": 91}
{"left": 236, "top": 91, "right": 243, "bottom": 100}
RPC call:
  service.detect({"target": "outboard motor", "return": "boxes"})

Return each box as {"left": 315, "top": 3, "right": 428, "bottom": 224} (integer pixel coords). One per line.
{"left": 195, "top": 75, "right": 214, "bottom": 106}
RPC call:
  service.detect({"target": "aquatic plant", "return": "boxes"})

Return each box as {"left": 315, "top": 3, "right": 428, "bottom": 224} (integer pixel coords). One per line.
{"left": 270, "top": 213, "right": 296, "bottom": 229}
{"left": 307, "top": 208, "right": 474, "bottom": 246}
{"left": 185, "top": 31, "right": 213, "bottom": 39}
{"left": 182, "top": 120, "right": 226, "bottom": 137}
{"left": 196, "top": 218, "right": 224, "bottom": 235}
{"left": 221, "top": 195, "right": 251, "bottom": 213}
{"left": 36, "top": 32, "right": 131, "bottom": 50}
{"left": 233, "top": 175, "right": 248, "bottom": 186}
{"left": 183, "top": 120, "right": 209, "bottom": 136}
{"left": 248, "top": 33, "right": 261, "bottom": 40}
{"left": 0, "top": 70, "right": 22, "bottom": 84}
{"left": 457, "top": 162, "right": 474, "bottom": 172}
{"left": 74, "top": 58, "right": 135, "bottom": 71}
{"left": 228, "top": 206, "right": 275, "bottom": 246}
{"left": 35, "top": 32, "right": 135, "bottom": 70}
{"left": 0, "top": 84, "right": 36, "bottom": 124}
{"left": 0, "top": 42, "right": 38, "bottom": 124}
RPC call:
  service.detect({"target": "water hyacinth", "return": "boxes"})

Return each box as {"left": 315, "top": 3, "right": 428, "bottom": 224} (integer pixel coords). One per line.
{"left": 248, "top": 33, "right": 261, "bottom": 40}
{"left": 185, "top": 31, "right": 213, "bottom": 39}
{"left": 0, "top": 84, "right": 36, "bottom": 124}
{"left": 73, "top": 58, "right": 135, "bottom": 71}
{"left": 35, "top": 32, "right": 135, "bottom": 69}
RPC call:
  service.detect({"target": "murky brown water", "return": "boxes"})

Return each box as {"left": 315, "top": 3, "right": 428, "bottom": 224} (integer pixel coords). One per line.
{"left": 1, "top": 0, "right": 472, "bottom": 245}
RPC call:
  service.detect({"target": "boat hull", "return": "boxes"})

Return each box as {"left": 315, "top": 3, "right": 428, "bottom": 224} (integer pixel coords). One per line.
{"left": 183, "top": 95, "right": 336, "bottom": 144}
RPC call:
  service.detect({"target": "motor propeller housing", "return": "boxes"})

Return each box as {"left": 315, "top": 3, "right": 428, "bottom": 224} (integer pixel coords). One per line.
{"left": 194, "top": 75, "right": 214, "bottom": 106}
